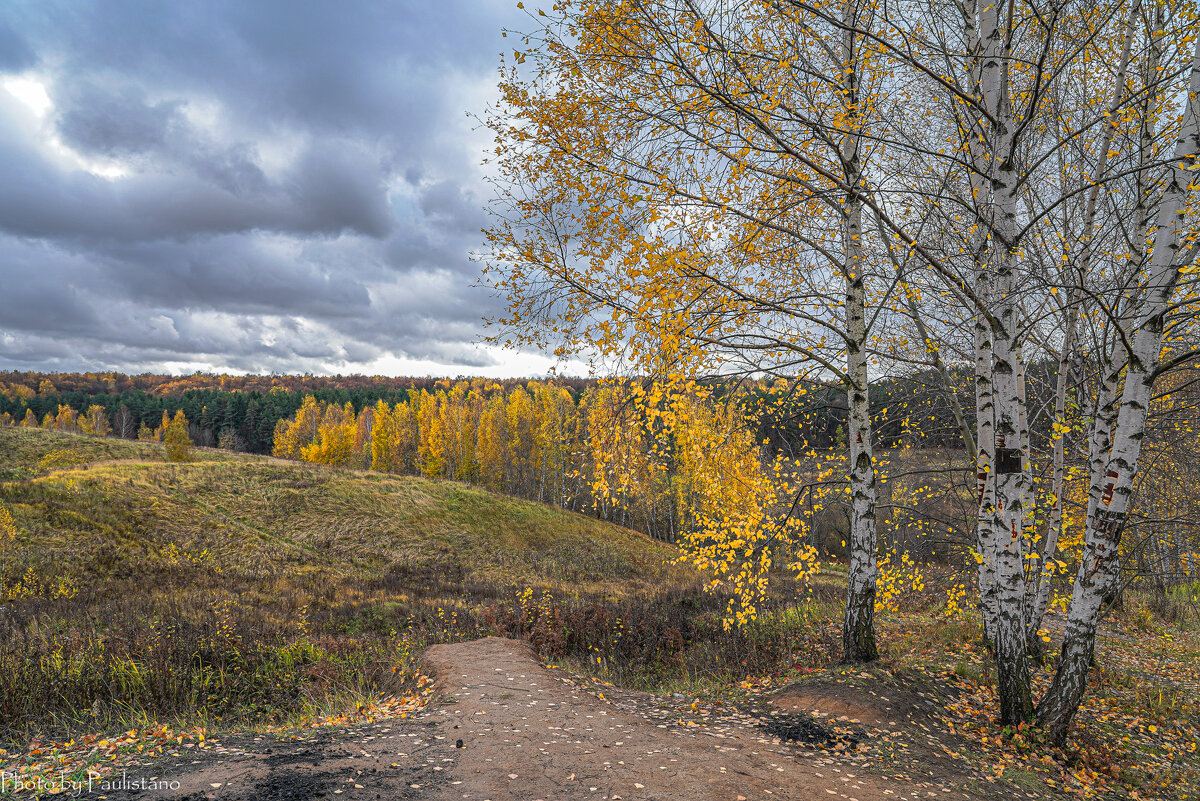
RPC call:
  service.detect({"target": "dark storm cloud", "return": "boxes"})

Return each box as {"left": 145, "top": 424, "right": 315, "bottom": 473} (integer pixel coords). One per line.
{"left": 0, "top": 241, "right": 101, "bottom": 335}
{"left": 0, "top": 0, "right": 530, "bottom": 375}
{"left": 56, "top": 83, "right": 179, "bottom": 157}
{"left": 0, "top": 20, "right": 35, "bottom": 72}
{"left": 0, "top": 119, "right": 393, "bottom": 244}
{"left": 94, "top": 235, "right": 374, "bottom": 317}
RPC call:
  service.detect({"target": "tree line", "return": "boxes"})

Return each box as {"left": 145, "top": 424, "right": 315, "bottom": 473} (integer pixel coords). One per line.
{"left": 2, "top": 369, "right": 1053, "bottom": 456}
{"left": 272, "top": 379, "right": 828, "bottom": 548}
{"left": 0, "top": 384, "right": 409, "bottom": 454}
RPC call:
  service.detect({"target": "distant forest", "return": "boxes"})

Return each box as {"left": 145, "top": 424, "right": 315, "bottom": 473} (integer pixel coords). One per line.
{"left": 0, "top": 368, "right": 1065, "bottom": 456}
{"left": 0, "top": 372, "right": 591, "bottom": 454}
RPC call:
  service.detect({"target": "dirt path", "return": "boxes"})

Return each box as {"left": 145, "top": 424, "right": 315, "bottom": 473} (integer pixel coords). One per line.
{"left": 97, "top": 637, "right": 977, "bottom": 801}
{"left": 421, "top": 637, "right": 898, "bottom": 801}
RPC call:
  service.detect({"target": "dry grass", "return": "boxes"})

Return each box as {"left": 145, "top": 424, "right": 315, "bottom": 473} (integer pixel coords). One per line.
{"left": 7, "top": 428, "right": 1194, "bottom": 796}
{"left": 0, "top": 427, "right": 814, "bottom": 745}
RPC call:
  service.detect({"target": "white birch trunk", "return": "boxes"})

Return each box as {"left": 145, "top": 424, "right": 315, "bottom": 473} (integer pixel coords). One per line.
{"left": 1038, "top": 34, "right": 1200, "bottom": 744}
{"left": 840, "top": 0, "right": 879, "bottom": 663}
{"left": 961, "top": 0, "right": 1001, "bottom": 649}
{"left": 975, "top": 0, "right": 1034, "bottom": 724}
{"left": 973, "top": 267, "right": 1000, "bottom": 645}
{"left": 843, "top": 247, "right": 879, "bottom": 661}
{"left": 1027, "top": 5, "right": 1139, "bottom": 649}
{"left": 988, "top": 245, "right": 1036, "bottom": 724}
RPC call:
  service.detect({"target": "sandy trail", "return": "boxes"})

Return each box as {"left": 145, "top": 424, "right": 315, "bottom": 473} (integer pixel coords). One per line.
{"left": 97, "top": 637, "right": 965, "bottom": 801}
{"left": 420, "top": 637, "right": 889, "bottom": 801}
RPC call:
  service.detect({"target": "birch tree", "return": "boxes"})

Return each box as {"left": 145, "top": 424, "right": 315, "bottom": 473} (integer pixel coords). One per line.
{"left": 1023, "top": 0, "right": 1144, "bottom": 655}
{"left": 821, "top": 0, "right": 1196, "bottom": 728}
{"left": 483, "top": 0, "right": 901, "bottom": 660}
{"left": 1037, "top": 27, "right": 1200, "bottom": 744}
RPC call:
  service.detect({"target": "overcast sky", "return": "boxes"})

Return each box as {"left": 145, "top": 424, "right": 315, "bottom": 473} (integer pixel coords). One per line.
{"left": 0, "top": 0, "right": 562, "bottom": 377}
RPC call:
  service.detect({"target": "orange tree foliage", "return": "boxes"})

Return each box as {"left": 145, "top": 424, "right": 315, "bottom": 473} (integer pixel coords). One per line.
{"left": 275, "top": 381, "right": 600, "bottom": 516}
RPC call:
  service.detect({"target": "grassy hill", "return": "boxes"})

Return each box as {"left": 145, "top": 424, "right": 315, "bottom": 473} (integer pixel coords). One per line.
{"left": 4, "top": 428, "right": 1198, "bottom": 797}
{"left": 0, "top": 427, "right": 723, "bottom": 742}
{"left": 0, "top": 427, "right": 682, "bottom": 596}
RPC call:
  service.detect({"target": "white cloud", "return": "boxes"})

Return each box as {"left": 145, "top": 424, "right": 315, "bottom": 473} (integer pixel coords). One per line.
{"left": 2, "top": 75, "right": 50, "bottom": 115}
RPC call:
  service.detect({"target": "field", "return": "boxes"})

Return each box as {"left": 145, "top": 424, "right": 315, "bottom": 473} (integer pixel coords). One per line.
{"left": 1, "top": 427, "right": 1198, "bottom": 798}
{"left": 0, "top": 427, "right": 822, "bottom": 741}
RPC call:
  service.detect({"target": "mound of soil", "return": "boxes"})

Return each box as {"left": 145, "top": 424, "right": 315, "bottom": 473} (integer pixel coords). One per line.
{"left": 770, "top": 670, "right": 944, "bottom": 728}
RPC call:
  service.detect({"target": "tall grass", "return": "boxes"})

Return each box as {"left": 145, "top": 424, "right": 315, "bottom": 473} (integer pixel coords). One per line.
{"left": 0, "top": 575, "right": 843, "bottom": 744}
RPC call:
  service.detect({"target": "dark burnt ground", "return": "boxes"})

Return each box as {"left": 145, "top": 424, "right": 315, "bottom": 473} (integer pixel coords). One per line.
{"left": 761, "top": 712, "right": 852, "bottom": 748}
{"left": 769, "top": 665, "right": 987, "bottom": 789}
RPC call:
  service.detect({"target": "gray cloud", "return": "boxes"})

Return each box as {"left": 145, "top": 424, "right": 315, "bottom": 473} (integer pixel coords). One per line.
{"left": 0, "top": 20, "right": 35, "bottom": 72}
{"left": 56, "top": 83, "right": 180, "bottom": 157}
{"left": 0, "top": 0, "right": 537, "bottom": 376}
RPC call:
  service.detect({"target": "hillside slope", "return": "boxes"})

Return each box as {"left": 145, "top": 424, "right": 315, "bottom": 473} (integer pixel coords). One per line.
{"left": 0, "top": 427, "right": 698, "bottom": 741}
{"left": 0, "top": 427, "right": 683, "bottom": 595}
